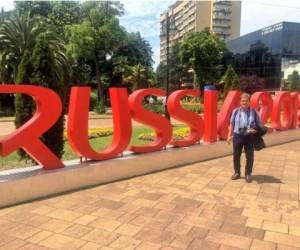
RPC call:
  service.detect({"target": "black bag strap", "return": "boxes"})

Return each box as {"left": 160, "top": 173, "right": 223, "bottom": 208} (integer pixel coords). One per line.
{"left": 251, "top": 108, "right": 260, "bottom": 128}
{"left": 232, "top": 108, "right": 239, "bottom": 129}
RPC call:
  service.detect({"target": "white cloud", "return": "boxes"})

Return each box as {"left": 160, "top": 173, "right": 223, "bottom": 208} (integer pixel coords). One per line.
{"left": 121, "top": 0, "right": 173, "bottom": 19}
{"left": 119, "top": 0, "right": 174, "bottom": 69}
{"left": 120, "top": 0, "right": 174, "bottom": 39}
{"left": 152, "top": 46, "right": 160, "bottom": 69}
{"left": 241, "top": 0, "right": 300, "bottom": 34}
{"left": 0, "top": 0, "right": 14, "bottom": 11}
{"left": 120, "top": 16, "right": 160, "bottom": 38}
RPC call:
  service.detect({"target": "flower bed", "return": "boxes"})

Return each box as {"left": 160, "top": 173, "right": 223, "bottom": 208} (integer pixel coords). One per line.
{"left": 64, "top": 127, "right": 113, "bottom": 140}
{"left": 181, "top": 102, "right": 203, "bottom": 113}
{"left": 138, "top": 127, "right": 190, "bottom": 141}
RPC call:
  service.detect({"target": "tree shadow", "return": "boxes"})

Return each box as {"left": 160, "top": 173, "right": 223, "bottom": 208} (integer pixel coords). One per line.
{"left": 251, "top": 175, "right": 283, "bottom": 184}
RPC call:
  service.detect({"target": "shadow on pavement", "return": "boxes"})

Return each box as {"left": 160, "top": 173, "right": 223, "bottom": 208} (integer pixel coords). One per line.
{"left": 252, "top": 175, "right": 284, "bottom": 184}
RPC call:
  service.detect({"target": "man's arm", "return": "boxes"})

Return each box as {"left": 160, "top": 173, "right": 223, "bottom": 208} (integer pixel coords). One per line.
{"left": 227, "top": 109, "right": 236, "bottom": 144}
{"left": 227, "top": 123, "right": 233, "bottom": 144}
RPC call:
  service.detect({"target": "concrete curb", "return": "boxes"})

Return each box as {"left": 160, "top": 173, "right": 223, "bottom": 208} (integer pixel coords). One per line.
{"left": 0, "top": 129, "right": 300, "bottom": 208}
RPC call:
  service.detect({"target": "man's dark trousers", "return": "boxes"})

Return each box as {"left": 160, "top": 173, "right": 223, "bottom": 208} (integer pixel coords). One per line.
{"left": 233, "top": 133, "right": 254, "bottom": 175}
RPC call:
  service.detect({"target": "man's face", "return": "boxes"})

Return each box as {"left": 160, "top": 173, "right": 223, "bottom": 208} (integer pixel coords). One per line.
{"left": 240, "top": 96, "right": 250, "bottom": 109}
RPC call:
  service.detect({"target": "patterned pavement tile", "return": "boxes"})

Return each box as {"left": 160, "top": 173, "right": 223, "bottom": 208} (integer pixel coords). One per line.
{"left": 2, "top": 141, "right": 300, "bottom": 249}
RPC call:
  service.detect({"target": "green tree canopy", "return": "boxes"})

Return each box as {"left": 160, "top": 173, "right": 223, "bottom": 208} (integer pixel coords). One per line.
{"left": 114, "top": 32, "right": 153, "bottom": 68}
{"left": 222, "top": 64, "right": 240, "bottom": 98}
{"left": 179, "top": 28, "right": 226, "bottom": 90}
{"left": 48, "top": 1, "right": 82, "bottom": 34}
{"left": 156, "top": 42, "right": 186, "bottom": 91}
{"left": 65, "top": 3, "right": 126, "bottom": 109}
{"left": 15, "top": 1, "right": 52, "bottom": 17}
{"left": 287, "top": 70, "right": 300, "bottom": 91}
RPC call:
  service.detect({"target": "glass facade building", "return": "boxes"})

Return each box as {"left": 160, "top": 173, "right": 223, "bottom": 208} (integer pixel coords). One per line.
{"left": 226, "top": 22, "right": 300, "bottom": 90}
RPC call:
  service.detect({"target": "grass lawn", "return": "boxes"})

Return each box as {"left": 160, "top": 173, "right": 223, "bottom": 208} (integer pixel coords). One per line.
{"left": 0, "top": 126, "right": 166, "bottom": 170}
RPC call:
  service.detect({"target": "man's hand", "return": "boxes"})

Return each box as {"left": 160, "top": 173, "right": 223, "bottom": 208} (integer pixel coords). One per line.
{"left": 227, "top": 136, "right": 233, "bottom": 144}
{"left": 247, "top": 128, "right": 257, "bottom": 134}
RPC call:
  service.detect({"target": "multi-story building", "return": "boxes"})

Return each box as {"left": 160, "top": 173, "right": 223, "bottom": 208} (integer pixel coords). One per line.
{"left": 160, "top": 0, "right": 241, "bottom": 63}
{"left": 226, "top": 22, "right": 300, "bottom": 90}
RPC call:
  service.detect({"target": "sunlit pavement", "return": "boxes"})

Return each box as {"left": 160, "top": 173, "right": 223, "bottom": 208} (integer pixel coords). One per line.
{"left": 0, "top": 118, "right": 117, "bottom": 137}
{"left": 1, "top": 141, "right": 300, "bottom": 249}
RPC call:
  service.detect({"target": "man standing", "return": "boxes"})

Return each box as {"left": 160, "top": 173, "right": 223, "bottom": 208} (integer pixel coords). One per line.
{"left": 227, "top": 93, "right": 261, "bottom": 183}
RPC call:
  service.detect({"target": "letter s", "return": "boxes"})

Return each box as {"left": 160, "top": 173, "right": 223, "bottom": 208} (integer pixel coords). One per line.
{"left": 167, "top": 90, "right": 203, "bottom": 147}
{"left": 129, "top": 88, "right": 172, "bottom": 153}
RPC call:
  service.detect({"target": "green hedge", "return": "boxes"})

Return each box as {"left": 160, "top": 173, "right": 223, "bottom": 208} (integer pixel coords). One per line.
{"left": 143, "top": 103, "right": 204, "bottom": 114}
{"left": 143, "top": 104, "right": 165, "bottom": 114}
{"left": 90, "top": 92, "right": 98, "bottom": 111}
{"left": 181, "top": 103, "right": 203, "bottom": 113}
{"left": 0, "top": 107, "right": 15, "bottom": 117}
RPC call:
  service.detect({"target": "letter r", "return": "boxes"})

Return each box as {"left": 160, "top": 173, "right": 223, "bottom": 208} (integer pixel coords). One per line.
{"left": 0, "top": 85, "right": 64, "bottom": 170}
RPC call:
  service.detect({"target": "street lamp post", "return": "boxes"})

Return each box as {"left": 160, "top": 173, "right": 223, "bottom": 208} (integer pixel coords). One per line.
{"left": 165, "top": 12, "right": 170, "bottom": 120}
{"left": 161, "top": 11, "right": 176, "bottom": 120}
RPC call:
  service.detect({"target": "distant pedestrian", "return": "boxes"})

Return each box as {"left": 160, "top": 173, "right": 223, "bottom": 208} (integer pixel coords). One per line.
{"left": 227, "top": 93, "right": 262, "bottom": 183}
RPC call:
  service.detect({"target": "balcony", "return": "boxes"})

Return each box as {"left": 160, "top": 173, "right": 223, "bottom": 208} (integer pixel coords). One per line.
{"left": 187, "top": 25, "right": 195, "bottom": 32}
{"left": 160, "top": 40, "right": 166, "bottom": 46}
{"left": 213, "top": 14, "right": 231, "bottom": 21}
{"left": 212, "top": 29, "right": 230, "bottom": 36}
{"left": 213, "top": 22, "right": 230, "bottom": 28}
{"left": 213, "top": 7, "right": 232, "bottom": 14}
{"left": 213, "top": 1, "right": 232, "bottom": 6}
{"left": 174, "top": 13, "right": 183, "bottom": 21}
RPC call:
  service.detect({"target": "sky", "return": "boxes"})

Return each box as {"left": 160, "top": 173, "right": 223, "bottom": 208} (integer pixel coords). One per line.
{"left": 1, "top": 0, "right": 300, "bottom": 69}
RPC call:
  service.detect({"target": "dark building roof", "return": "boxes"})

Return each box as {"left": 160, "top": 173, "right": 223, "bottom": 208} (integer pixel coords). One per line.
{"left": 225, "top": 22, "right": 300, "bottom": 90}
{"left": 226, "top": 22, "right": 300, "bottom": 57}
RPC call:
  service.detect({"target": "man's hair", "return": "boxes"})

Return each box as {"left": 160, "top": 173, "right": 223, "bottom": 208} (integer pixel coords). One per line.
{"left": 241, "top": 93, "right": 250, "bottom": 100}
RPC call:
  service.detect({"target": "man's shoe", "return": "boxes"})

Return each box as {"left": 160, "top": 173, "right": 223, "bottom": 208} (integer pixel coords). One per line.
{"left": 245, "top": 174, "right": 252, "bottom": 183}
{"left": 231, "top": 173, "right": 240, "bottom": 180}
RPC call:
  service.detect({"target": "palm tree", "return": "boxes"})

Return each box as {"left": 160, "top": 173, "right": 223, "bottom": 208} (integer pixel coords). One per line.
{"left": 112, "top": 55, "right": 130, "bottom": 85}
{"left": 0, "top": 12, "right": 69, "bottom": 160}
{"left": 0, "top": 13, "right": 68, "bottom": 83}
{"left": 0, "top": 13, "right": 47, "bottom": 82}
{"left": 124, "top": 64, "right": 146, "bottom": 91}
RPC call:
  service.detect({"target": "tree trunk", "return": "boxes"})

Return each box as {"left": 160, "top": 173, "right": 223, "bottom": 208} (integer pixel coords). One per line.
{"left": 95, "top": 59, "right": 105, "bottom": 113}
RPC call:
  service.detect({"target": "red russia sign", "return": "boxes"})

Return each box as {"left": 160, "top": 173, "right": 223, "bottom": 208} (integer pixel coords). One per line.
{"left": 0, "top": 85, "right": 299, "bottom": 170}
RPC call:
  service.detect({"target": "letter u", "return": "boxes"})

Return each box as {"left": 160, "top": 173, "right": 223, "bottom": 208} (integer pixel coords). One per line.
{"left": 67, "top": 87, "right": 132, "bottom": 160}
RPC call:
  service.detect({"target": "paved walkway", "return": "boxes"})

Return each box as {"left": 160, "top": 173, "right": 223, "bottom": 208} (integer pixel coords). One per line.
{"left": 1, "top": 141, "right": 300, "bottom": 249}
{"left": 0, "top": 118, "right": 119, "bottom": 137}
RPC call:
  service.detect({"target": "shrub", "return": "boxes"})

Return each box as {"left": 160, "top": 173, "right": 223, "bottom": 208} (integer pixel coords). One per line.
{"left": 240, "top": 75, "right": 264, "bottom": 94}
{"left": 181, "top": 102, "right": 203, "bottom": 113}
{"left": 143, "top": 104, "right": 165, "bottom": 114}
{"left": 95, "top": 101, "right": 105, "bottom": 114}
{"left": 287, "top": 71, "right": 300, "bottom": 91}
{"left": 0, "top": 107, "right": 15, "bottom": 117}
{"left": 222, "top": 64, "right": 240, "bottom": 98}
{"left": 90, "top": 92, "right": 98, "bottom": 111}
